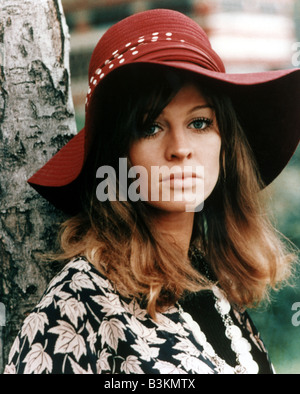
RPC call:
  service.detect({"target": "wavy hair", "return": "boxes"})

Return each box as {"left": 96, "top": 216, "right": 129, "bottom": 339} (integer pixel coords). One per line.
{"left": 56, "top": 65, "right": 295, "bottom": 318}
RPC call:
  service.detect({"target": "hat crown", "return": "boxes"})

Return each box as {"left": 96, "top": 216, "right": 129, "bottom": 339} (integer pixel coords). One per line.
{"left": 86, "top": 9, "right": 225, "bottom": 105}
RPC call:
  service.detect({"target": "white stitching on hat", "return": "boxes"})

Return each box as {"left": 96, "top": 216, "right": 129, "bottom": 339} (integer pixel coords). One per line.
{"left": 86, "top": 31, "right": 186, "bottom": 108}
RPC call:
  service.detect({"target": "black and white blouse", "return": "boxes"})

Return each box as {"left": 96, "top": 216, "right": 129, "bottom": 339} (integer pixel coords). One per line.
{"left": 4, "top": 257, "right": 274, "bottom": 374}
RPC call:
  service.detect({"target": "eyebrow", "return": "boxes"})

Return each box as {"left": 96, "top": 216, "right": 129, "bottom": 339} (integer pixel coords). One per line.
{"left": 187, "top": 105, "right": 214, "bottom": 114}
{"left": 158, "top": 104, "right": 215, "bottom": 118}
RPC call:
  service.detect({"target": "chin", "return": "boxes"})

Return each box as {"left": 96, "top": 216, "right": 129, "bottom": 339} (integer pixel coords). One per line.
{"left": 145, "top": 199, "right": 205, "bottom": 214}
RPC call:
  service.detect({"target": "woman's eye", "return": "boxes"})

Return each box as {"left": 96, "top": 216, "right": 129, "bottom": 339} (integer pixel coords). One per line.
{"left": 190, "top": 118, "right": 213, "bottom": 131}
{"left": 144, "top": 123, "right": 161, "bottom": 138}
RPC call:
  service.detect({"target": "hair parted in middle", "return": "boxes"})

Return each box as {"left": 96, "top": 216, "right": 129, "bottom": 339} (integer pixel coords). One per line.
{"left": 56, "top": 65, "right": 294, "bottom": 318}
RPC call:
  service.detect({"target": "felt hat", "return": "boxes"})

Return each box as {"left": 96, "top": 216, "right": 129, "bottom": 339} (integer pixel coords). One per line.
{"left": 28, "top": 9, "right": 300, "bottom": 213}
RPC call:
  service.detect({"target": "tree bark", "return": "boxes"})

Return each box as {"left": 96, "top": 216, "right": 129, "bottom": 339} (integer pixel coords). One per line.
{"left": 0, "top": 0, "right": 76, "bottom": 372}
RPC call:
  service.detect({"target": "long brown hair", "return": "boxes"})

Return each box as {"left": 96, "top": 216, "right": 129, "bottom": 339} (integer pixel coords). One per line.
{"left": 56, "top": 65, "right": 295, "bottom": 317}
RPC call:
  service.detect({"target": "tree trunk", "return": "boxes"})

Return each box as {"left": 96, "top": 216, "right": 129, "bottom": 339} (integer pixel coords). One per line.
{"left": 0, "top": 0, "right": 76, "bottom": 372}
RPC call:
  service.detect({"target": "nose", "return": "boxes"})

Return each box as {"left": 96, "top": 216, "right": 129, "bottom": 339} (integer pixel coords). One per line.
{"left": 165, "top": 128, "right": 193, "bottom": 161}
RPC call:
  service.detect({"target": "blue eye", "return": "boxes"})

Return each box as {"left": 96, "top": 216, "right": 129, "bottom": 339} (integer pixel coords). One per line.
{"left": 190, "top": 118, "right": 213, "bottom": 131}
{"left": 143, "top": 123, "right": 161, "bottom": 138}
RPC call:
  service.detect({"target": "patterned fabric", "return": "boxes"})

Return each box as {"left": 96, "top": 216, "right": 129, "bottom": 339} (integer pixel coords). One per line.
{"left": 4, "top": 257, "right": 273, "bottom": 374}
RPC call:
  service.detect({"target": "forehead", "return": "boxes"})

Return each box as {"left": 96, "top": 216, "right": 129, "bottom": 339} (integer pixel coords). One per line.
{"left": 159, "top": 83, "right": 211, "bottom": 115}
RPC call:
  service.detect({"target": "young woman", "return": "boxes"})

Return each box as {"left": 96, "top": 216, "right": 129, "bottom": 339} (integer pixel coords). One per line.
{"left": 4, "top": 9, "right": 300, "bottom": 374}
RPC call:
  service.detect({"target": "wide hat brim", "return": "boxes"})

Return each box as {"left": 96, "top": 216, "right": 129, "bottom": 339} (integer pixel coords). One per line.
{"left": 27, "top": 10, "right": 300, "bottom": 214}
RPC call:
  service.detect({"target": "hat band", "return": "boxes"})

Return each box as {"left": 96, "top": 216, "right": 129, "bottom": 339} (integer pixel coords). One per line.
{"left": 132, "top": 42, "right": 223, "bottom": 72}
{"left": 86, "top": 36, "right": 225, "bottom": 108}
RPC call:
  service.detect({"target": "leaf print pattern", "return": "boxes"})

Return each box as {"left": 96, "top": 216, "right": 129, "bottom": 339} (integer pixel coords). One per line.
{"left": 96, "top": 348, "right": 111, "bottom": 373}
{"left": 57, "top": 298, "right": 86, "bottom": 327}
{"left": 92, "top": 293, "right": 126, "bottom": 316}
{"left": 173, "top": 353, "right": 214, "bottom": 374}
{"left": 99, "top": 319, "right": 126, "bottom": 352}
{"left": 21, "top": 312, "right": 49, "bottom": 345}
{"left": 70, "top": 272, "right": 96, "bottom": 293}
{"left": 153, "top": 360, "right": 188, "bottom": 374}
{"left": 69, "top": 358, "right": 93, "bottom": 374}
{"left": 4, "top": 257, "right": 274, "bottom": 374}
{"left": 121, "top": 356, "right": 144, "bottom": 374}
{"left": 173, "top": 336, "right": 201, "bottom": 357}
{"left": 23, "top": 344, "right": 53, "bottom": 374}
{"left": 49, "top": 320, "right": 87, "bottom": 362}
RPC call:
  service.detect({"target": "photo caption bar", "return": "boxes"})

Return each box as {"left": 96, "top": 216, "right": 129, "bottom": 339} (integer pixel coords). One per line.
{"left": 103, "top": 377, "right": 197, "bottom": 391}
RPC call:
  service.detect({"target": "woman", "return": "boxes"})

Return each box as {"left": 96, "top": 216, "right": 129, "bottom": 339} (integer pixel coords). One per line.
{"left": 4, "top": 9, "right": 299, "bottom": 374}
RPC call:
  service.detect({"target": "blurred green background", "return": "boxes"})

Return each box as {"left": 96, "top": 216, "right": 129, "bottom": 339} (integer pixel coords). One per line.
{"left": 249, "top": 146, "right": 300, "bottom": 375}
{"left": 63, "top": 0, "right": 300, "bottom": 374}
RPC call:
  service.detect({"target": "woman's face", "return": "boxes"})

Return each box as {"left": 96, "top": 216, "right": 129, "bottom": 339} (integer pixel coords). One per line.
{"left": 128, "top": 83, "right": 221, "bottom": 213}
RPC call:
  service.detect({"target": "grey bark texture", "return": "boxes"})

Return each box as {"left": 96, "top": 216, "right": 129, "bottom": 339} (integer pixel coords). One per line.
{"left": 0, "top": 0, "right": 77, "bottom": 372}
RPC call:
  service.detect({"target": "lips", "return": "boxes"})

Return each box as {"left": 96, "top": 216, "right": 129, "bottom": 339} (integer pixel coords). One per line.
{"left": 160, "top": 169, "right": 204, "bottom": 188}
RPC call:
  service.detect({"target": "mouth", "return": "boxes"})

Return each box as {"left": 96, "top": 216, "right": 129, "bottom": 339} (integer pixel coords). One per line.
{"left": 161, "top": 170, "right": 203, "bottom": 188}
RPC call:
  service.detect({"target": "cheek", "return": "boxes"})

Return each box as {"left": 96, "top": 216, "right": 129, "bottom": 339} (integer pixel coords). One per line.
{"left": 211, "top": 143, "right": 222, "bottom": 175}
{"left": 128, "top": 140, "right": 150, "bottom": 167}
{"left": 128, "top": 143, "right": 161, "bottom": 204}
{"left": 128, "top": 143, "right": 140, "bottom": 167}
{"left": 129, "top": 139, "right": 163, "bottom": 177}
{"left": 128, "top": 141, "right": 154, "bottom": 189}
{"left": 201, "top": 136, "right": 222, "bottom": 195}
{"left": 199, "top": 134, "right": 221, "bottom": 166}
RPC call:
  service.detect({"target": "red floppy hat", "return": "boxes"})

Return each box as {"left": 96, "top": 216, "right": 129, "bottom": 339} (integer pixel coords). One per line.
{"left": 28, "top": 9, "right": 300, "bottom": 213}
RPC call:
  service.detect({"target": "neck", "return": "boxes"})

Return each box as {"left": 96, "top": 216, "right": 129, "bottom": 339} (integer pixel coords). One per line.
{"left": 150, "top": 209, "right": 195, "bottom": 257}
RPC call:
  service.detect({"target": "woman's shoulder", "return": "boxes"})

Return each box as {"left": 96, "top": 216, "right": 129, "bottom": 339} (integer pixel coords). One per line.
{"left": 45, "top": 256, "right": 114, "bottom": 298}
{"left": 31, "top": 257, "right": 116, "bottom": 317}
{"left": 3, "top": 257, "right": 118, "bottom": 374}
